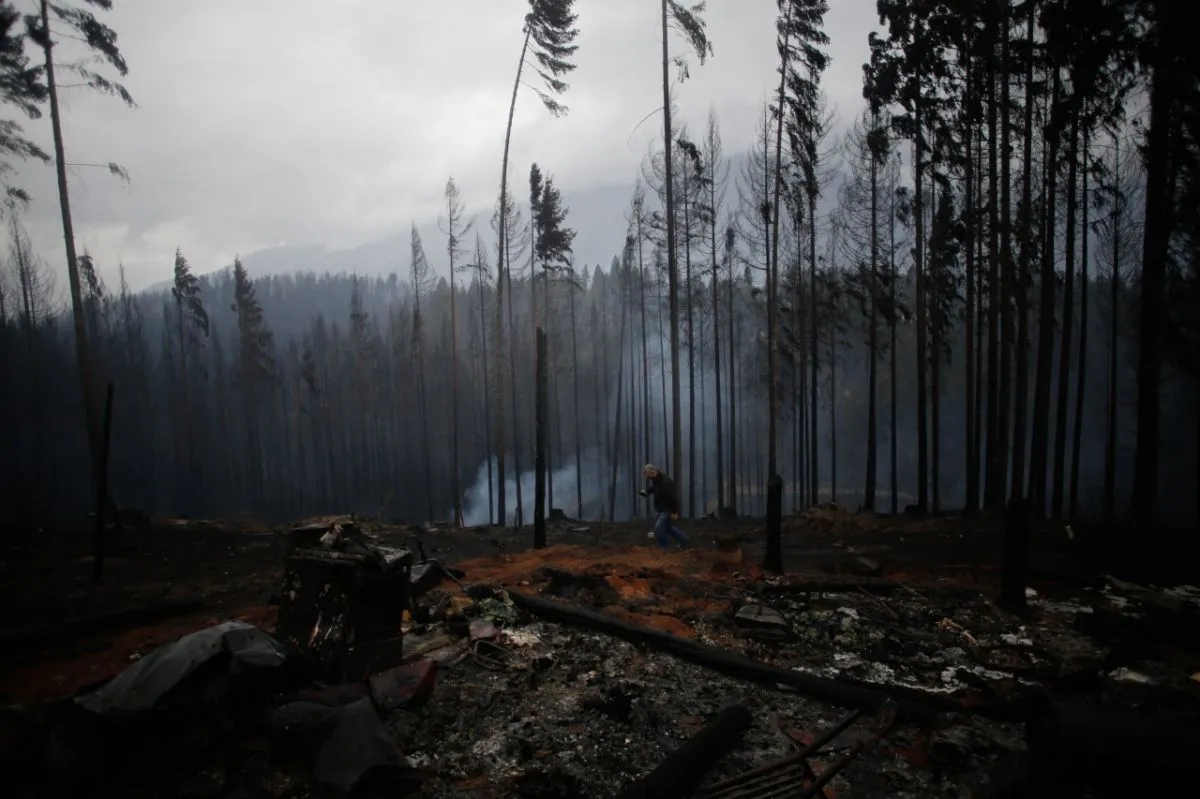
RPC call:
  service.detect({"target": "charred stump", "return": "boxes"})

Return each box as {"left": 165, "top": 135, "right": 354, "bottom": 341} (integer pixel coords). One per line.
{"left": 764, "top": 474, "right": 784, "bottom": 574}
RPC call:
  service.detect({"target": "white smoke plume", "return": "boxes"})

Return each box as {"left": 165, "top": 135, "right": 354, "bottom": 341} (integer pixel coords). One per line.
{"left": 458, "top": 447, "right": 614, "bottom": 526}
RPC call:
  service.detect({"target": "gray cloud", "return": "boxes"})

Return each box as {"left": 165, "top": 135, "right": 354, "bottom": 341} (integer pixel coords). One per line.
{"left": 7, "top": 0, "right": 880, "bottom": 292}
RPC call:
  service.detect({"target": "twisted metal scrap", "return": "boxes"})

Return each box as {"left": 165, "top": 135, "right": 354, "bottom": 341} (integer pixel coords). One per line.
{"left": 699, "top": 701, "right": 898, "bottom": 799}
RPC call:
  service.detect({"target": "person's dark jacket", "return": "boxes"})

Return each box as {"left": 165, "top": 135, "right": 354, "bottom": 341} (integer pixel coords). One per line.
{"left": 644, "top": 473, "right": 680, "bottom": 515}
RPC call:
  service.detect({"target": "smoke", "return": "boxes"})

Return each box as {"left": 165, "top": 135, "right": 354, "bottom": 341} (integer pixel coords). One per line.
{"left": 458, "top": 447, "right": 614, "bottom": 526}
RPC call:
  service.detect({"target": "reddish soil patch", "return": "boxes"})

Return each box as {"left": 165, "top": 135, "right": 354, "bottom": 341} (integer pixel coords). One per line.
{"left": 0, "top": 520, "right": 283, "bottom": 705}
{"left": 0, "top": 605, "right": 279, "bottom": 705}
{"left": 448, "top": 545, "right": 766, "bottom": 635}
{"left": 600, "top": 605, "right": 697, "bottom": 638}
{"left": 452, "top": 544, "right": 763, "bottom": 588}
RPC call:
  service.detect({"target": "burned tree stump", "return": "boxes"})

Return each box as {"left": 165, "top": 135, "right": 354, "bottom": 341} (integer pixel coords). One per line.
{"left": 93, "top": 382, "right": 115, "bottom": 584}
{"left": 764, "top": 474, "right": 784, "bottom": 574}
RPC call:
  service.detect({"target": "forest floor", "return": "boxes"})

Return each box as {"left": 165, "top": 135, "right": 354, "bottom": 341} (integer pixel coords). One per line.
{"left": 1, "top": 507, "right": 1198, "bottom": 797}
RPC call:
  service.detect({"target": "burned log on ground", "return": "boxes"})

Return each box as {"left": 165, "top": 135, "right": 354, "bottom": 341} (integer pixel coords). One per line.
{"left": 508, "top": 591, "right": 975, "bottom": 724}
{"left": 613, "top": 704, "right": 752, "bottom": 799}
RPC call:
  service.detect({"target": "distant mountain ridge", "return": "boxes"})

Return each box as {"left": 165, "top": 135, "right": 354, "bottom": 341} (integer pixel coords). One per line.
{"left": 135, "top": 152, "right": 833, "bottom": 298}
{"left": 140, "top": 178, "right": 647, "bottom": 295}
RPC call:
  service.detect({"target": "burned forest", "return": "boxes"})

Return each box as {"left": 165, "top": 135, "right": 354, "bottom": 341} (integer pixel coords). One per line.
{"left": 1, "top": 1, "right": 1199, "bottom": 797}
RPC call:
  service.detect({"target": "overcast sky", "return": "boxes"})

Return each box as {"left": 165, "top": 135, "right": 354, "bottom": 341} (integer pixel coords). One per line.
{"left": 9, "top": 0, "right": 882, "bottom": 293}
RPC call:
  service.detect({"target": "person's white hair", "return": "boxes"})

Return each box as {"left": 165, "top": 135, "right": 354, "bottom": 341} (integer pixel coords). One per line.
{"left": 643, "top": 463, "right": 658, "bottom": 474}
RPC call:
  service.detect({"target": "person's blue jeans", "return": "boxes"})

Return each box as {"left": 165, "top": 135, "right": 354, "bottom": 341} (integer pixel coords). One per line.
{"left": 654, "top": 511, "right": 689, "bottom": 549}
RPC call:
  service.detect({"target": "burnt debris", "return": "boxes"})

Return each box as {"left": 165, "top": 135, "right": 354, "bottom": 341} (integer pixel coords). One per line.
{"left": 3, "top": 516, "right": 1200, "bottom": 798}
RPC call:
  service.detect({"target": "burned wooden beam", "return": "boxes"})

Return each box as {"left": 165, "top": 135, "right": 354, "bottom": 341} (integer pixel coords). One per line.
{"left": 614, "top": 704, "right": 752, "bottom": 799}
{"left": 508, "top": 592, "right": 968, "bottom": 724}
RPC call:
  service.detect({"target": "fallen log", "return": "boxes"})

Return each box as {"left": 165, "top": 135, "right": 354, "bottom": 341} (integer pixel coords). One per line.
{"left": 0, "top": 596, "right": 206, "bottom": 652}
{"left": 614, "top": 704, "right": 752, "bottom": 799}
{"left": 509, "top": 592, "right": 970, "bottom": 724}
{"left": 757, "top": 578, "right": 982, "bottom": 599}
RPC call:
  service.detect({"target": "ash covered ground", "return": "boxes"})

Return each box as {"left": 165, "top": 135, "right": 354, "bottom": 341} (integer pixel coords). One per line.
{"left": 1, "top": 508, "right": 1198, "bottom": 797}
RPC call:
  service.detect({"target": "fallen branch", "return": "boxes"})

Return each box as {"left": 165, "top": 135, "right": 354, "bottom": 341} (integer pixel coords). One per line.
{"left": 614, "top": 705, "right": 752, "bottom": 799}
{"left": 509, "top": 592, "right": 973, "bottom": 724}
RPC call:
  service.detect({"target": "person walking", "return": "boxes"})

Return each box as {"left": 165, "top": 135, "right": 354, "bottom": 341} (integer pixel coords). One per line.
{"left": 639, "top": 464, "right": 689, "bottom": 549}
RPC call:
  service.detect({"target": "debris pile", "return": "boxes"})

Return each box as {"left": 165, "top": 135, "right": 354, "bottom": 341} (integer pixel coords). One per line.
{"left": 3, "top": 520, "right": 1200, "bottom": 798}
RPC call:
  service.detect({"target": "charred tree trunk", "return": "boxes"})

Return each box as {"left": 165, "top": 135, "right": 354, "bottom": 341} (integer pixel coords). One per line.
{"left": 479, "top": 274, "right": 494, "bottom": 524}
{"left": 638, "top": 214, "right": 653, "bottom": 516}
{"left": 809, "top": 195, "right": 820, "bottom": 506}
{"left": 1103, "top": 136, "right": 1121, "bottom": 523}
{"left": 1052, "top": 114, "right": 1081, "bottom": 521}
{"left": 995, "top": 3, "right": 1015, "bottom": 512}
{"left": 712, "top": 249, "right": 724, "bottom": 511}
{"left": 864, "top": 122, "right": 880, "bottom": 512}
{"left": 39, "top": 0, "right": 102, "bottom": 510}
{"left": 1011, "top": 6, "right": 1036, "bottom": 503}
{"left": 507, "top": 257, "right": 524, "bottom": 527}
{"left": 728, "top": 265, "right": 738, "bottom": 513}
{"left": 534, "top": 327, "right": 548, "bottom": 548}
{"left": 984, "top": 9, "right": 1002, "bottom": 510}
{"left": 570, "top": 283, "right": 583, "bottom": 518}
{"left": 1028, "top": 68, "right": 1062, "bottom": 517}
{"left": 684, "top": 180, "right": 697, "bottom": 518}
{"left": 661, "top": 0, "right": 684, "bottom": 512}
{"left": 1069, "top": 130, "right": 1089, "bottom": 519}
{"left": 889, "top": 183, "right": 899, "bottom": 513}
{"left": 608, "top": 280, "right": 629, "bottom": 522}
{"left": 964, "top": 46, "right": 978, "bottom": 513}
{"left": 914, "top": 112, "right": 929, "bottom": 512}
{"left": 1130, "top": 0, "right": 1178, "bottom": 526}
{"left": 494, "top": 263, "right": 507, "bottom": 526}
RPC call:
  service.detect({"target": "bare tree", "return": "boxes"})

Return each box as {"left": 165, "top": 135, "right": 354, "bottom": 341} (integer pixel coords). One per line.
{"left": 29, "top": 0, "right": 134, "bottom": 505}
{"left": 441, "top": 176, "right": 474, "bottom": 527}
{"left": 659, "top": 0, "right": 711, "bottom": 514}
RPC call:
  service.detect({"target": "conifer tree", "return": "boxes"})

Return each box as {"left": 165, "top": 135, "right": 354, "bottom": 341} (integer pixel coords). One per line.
{"left": 660, "top": 1, "right": 712, "bottom": 507}
{"left": 27, "top": 0, "right": 134, "bottom": 505}
{"left": 231, "top": 258, "right": 274, "bottom": 506}
{"left": 0, "top": 3, "right": 48, "bottom": 210}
